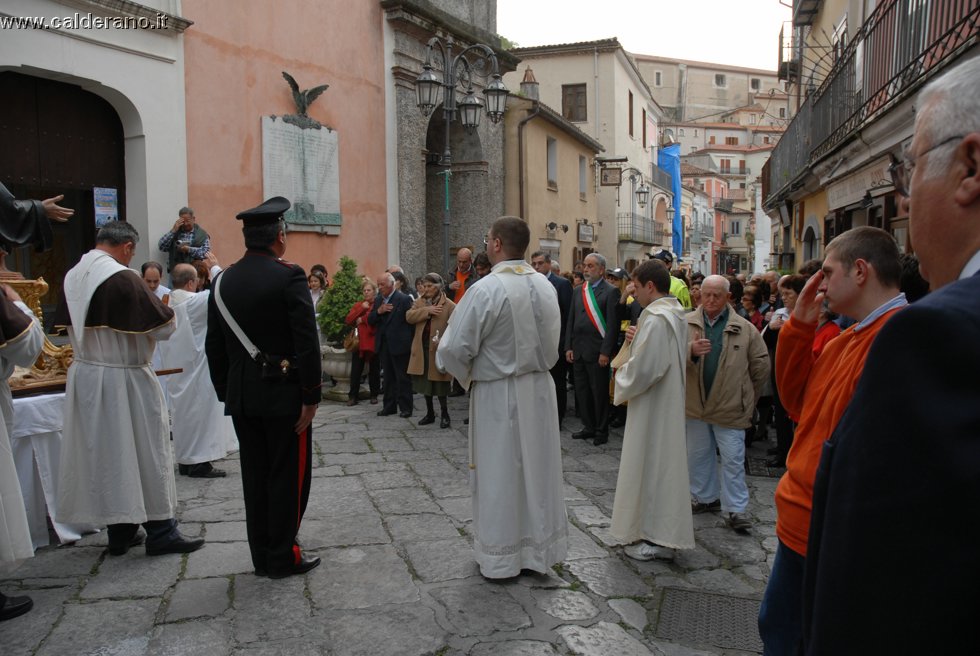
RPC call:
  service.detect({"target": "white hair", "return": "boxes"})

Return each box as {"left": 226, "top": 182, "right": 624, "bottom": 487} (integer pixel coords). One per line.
{"left": 916, "top": 56, "right": 980, "bottom": 178}
{"left": 701, "top": 274, "right": 731, "bottom": 293}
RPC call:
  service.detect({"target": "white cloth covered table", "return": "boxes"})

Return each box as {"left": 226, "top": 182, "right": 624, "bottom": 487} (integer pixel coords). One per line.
{"left": 10, "top": 392, "right": 95, "bottom": 550}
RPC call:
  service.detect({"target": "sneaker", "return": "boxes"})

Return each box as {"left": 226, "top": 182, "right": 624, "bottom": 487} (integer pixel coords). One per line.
{"left": 623, "top": 541, "right": 675, "bottom": 562}
{"left": 726, "top": 512, "right": 751, "bottom": 533}
{"left": 691, "top": 499, "right": 721, "bottom": 514}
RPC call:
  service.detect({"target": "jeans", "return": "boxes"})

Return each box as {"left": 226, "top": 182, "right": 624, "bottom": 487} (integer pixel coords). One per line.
{"left": 686, "top": 418, "right": 749, "bottom": 513}
{"left": 758, "top": 540, "right": 805, "bottom": 656}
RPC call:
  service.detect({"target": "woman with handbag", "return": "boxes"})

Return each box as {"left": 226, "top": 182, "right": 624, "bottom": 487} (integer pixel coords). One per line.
{"left": 406, "top": 273, "right": 455, "bottom": 427}
{"left": 344, "top": 278, "right": 380, "bottom": 406}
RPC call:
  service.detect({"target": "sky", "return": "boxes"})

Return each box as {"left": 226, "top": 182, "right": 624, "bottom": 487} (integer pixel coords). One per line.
{"left": 496, "top": 0, "right": 792, "bottom": 71}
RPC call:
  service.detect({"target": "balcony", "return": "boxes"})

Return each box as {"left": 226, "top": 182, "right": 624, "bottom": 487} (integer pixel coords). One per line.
{"left": 617, "top": 212, "right": 654, "bottom": 244}
{"left": 649, "top": 163, "right": 673, "bottom": 193}
{"left": 766, "top": 0, "right": 979, "bottom": 205}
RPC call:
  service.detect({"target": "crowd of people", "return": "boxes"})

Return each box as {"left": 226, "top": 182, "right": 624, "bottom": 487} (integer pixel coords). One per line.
{"left": 0, "top": 57, "right": 977, "bottom": 656}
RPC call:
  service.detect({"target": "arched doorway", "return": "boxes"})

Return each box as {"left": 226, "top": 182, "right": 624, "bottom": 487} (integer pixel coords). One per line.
{"left": 0, "top": 71, "right": 125, "bottom": 320}
{"left": 424, "top": 106, "right": 489, "bottom": 275}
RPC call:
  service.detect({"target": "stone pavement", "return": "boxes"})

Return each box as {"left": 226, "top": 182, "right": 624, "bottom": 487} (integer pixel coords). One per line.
{"left": 0, "top": 394, "right": 780, "bottom": 655}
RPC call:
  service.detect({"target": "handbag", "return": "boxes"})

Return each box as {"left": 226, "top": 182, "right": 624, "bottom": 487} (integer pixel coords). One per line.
{"left": 343, "top": 327, "right": 359, "bottom": 352}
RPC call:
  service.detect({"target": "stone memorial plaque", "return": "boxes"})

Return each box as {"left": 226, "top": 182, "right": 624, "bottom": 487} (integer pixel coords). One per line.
{"left": 262, "top": 116, "right": 341, "bottom": 234}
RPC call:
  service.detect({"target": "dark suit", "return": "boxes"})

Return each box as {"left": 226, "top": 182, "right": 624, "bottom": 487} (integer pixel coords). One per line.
{"left": 369, "top": 289, "right": 414, "bottom": 414}
{"left": 205, "top": 248, "right": 321, "bottom": 576}
{"left": 803, "top": 272, "right": 980, "bottom": 656}
{"left": 565, "top": 278, "right": 621, "bottom": 436}
{"left": 547, "top": 271, "right": 572, "bottom": 422}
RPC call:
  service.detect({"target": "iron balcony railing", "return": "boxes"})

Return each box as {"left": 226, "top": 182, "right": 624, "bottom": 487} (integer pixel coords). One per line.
{"left": 617, "top": 212, "right": 654, "bottom": 244}
{"left": 766, "top": 0, "right": 979, "bottom": 205}
{"left": 649, "top": 163, "right": 673, "bottom": 192}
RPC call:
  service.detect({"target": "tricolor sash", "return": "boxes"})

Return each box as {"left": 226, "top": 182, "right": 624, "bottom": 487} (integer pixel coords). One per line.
{"left": 582, "top": 283, "right": 606, "bottom": 338}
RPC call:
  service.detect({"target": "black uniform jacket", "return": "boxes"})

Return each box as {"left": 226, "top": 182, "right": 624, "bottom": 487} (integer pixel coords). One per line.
{"left": 206, "top": 248, "right": 321, "bottom": 416}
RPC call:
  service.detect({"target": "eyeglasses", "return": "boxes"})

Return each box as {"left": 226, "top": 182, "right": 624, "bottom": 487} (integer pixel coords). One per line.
{"left": 888, "top": 134, "right": 964, "bottom": 197}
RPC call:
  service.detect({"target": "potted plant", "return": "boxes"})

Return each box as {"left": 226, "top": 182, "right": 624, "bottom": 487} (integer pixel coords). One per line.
{"left": 316, "top": 256, "right": 364, "bottom": 400}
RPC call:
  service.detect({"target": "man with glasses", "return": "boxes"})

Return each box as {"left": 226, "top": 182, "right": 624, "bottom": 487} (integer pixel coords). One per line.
{"left": 446, "top": 247, "right": 479, "bottom": 397}
{"left": 531, "top": 251, "right": 572, "bottom": 425}
{"left": 803, "top": 56, "right": 980, "bottom": 655}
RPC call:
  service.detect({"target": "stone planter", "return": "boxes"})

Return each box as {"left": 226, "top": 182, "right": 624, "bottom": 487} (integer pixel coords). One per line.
{"left": 320, "top": 344, "right": 353, "bottom": 402}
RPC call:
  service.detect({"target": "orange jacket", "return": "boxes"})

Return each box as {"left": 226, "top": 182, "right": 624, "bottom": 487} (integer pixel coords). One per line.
{"left": 774, "top": 308, "right": 902, "bottom": 556}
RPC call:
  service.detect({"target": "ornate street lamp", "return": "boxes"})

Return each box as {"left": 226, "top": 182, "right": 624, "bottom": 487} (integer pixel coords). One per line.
{"left": 635, "top": 182, "right": 651, "bottom": 208}
{"left": 621, "top": 167, "right": 651, "bottom": 209}
{"left": 414, "top": 35, "right": 509, "bottom": 274}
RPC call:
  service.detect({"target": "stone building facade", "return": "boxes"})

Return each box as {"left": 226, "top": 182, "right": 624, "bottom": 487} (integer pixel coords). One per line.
{"left": 382, "top": 0, "right": 517, "bottom": 277}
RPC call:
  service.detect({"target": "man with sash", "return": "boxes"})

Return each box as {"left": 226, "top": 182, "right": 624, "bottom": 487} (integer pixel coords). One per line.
{"left": 437, "top": 216, "right": 567, "bottom": 579}
{"left": 565, "top": 253, "right": 621, "bottom": 446}
{"left": 57, "top": 221, "right": 205, "bottom": 557}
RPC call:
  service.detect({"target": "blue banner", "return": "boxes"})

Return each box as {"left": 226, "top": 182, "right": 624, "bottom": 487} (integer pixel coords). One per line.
{"left": 658, "top": 144, "right": 683, "bottom": 260}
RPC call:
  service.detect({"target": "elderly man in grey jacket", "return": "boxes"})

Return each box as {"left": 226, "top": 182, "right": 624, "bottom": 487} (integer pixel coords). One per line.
{"left": 685, "top": 275, "right": 769, "bottom": 533}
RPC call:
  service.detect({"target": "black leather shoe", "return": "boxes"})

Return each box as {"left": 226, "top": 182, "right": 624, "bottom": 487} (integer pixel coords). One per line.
{"left": 108, "top": 531, "right": 146, "bottom": 556}
{"left": 572, "top": 430, "right": 595, "bottom": 440}
{"left": 440, "top": 415, "right": 451, "bottom": 429}
{"left": 418, "top": 414, "right": 436, "bottom": 425}
{"left": 268, "top": 555, "right": 321, "bottom": 579}
{"left": 254, "top": 567, "right": 268, "bottom": 577}
{"left": 377, "top": 408, "right": 396, "bottom": 416}
{"left": 398, "top": 411, "right": 412, "bottom": 418}
{"left": 593, "top": 434, "right": 609, "bottom": 446}
{"left": 145, "top": 534, "right": 206, "bottom": 556}
{"left": 0, "top": 594, "right": 33, "bottom": 622}
{"left": 188, "top": 463, "right": 227, "bottom": 478}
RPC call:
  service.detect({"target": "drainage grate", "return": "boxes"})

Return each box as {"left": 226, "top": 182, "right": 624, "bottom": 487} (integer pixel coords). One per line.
{"left": 654, "top": 587, "right": 763, "bottom": 653}
{"left": 746, "top": 455, "right": 785, "bottom": 478}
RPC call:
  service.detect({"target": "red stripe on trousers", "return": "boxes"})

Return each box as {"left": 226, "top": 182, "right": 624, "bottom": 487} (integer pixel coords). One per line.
{"left": 294, "top": 425, "right": 309, "bottom": 565}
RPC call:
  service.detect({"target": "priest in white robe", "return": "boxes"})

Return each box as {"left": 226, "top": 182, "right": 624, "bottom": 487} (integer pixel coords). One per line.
{"left": 158, "top": 262, "right": 236, "bottom": 477}
{"left": 0, "top": 182, "right": 72, "bottom": 621}
{"left": 56, "top": 221, "right": 205, "bottom": 557}
{"left": 611, "top": 259, "right": 694, "bottom": 561}
{"left": 437, "top": 216, "right": 568, "bottom": 579}
{"left": 0, "top": 288, "right": 45, "bottom": 621}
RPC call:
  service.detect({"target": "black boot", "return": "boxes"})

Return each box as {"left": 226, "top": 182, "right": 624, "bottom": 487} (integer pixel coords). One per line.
{"left": 419, "top": 395, "right": 436, "bottom": 425}
{"left": 438, "top": 396, "right": 450, "bottom": 428}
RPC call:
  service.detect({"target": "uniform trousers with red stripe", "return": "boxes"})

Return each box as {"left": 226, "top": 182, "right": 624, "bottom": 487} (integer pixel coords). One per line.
{"left": 232, "top": 415, "right": 312, "bottom": 575}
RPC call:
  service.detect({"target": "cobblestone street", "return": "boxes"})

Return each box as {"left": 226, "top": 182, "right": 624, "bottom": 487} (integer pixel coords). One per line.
{"left": 1, "top": 394, "right": 778, "bottom": 655}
